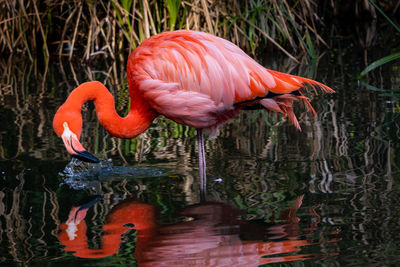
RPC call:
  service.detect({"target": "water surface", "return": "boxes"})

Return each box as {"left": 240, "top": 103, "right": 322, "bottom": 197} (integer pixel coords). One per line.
{"left": 1, "top": 45, "right": 400, "bottom": 266}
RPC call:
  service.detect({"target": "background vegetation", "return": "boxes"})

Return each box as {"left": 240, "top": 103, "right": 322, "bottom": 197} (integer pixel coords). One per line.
{"left": 2, "top": 0, "right": 328, "bottom": 61}
{"left": 0, "top": 0, "right": 397, "bottom": 61}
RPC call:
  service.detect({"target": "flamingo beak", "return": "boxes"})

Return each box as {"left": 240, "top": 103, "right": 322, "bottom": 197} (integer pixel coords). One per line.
{"left": 61, "top": 122, "right": 100, "bottom": 163}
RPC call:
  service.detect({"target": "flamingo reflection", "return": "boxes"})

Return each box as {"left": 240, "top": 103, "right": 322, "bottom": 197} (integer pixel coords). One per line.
{"left": 58, "top": 195, "right": 339, "bottom": 265}
{"left": 58, "top": 197, "right": 156, "bottom": 259}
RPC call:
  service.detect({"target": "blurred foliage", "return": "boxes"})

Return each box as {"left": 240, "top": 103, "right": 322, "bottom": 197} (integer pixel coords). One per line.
{"left": 1, "top": 0, "right": 397, "bottom": 63}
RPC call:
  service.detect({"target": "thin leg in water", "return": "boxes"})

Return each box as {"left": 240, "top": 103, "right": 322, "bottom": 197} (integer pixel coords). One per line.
{"left": 197, "top": 128, "right": 206, "bottom": 201}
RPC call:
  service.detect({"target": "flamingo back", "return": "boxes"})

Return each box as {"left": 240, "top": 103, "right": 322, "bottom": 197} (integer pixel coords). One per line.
{"left": 127, "top": 30, "right": 333, "bottom": 131}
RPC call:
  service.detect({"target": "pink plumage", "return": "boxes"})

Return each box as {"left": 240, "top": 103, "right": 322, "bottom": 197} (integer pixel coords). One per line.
{"left": 127, "top": 30, "right": 333, "bottom": 133}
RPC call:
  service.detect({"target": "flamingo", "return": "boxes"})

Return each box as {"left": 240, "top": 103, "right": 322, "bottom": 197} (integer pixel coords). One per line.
{"left": 53, "top": 30, "right": 333, "bottom": 194}
{"left": 58, "top": 195, "right": 337, "bottom": 264}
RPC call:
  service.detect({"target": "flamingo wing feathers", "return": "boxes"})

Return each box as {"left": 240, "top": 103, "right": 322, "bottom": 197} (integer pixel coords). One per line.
{"left": 127, "top": 30, "right": 333, "bottom": 130}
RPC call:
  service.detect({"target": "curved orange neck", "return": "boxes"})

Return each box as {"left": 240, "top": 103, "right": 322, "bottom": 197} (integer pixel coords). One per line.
{"left": 61, "top": 81, "right": 157, "bottom": 139}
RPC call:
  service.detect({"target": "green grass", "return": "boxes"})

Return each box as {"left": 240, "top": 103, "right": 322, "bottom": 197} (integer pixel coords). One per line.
{"left": 359, "top": 52, "right": 400, "bottom": 79}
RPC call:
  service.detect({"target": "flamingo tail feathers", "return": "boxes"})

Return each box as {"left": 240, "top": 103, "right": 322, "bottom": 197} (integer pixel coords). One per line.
{"left": 267, "top": 70, "right": 334, "bottom": 94}
{"left": 258, "top": 71, "right": 334, "bottom": 130}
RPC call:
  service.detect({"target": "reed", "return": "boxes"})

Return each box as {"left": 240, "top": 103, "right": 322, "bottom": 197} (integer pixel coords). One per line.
{"left": 2, "top": 0, "right": 399, "bottom": 64}
{"left": 0, "top": 0, "right": 333, "bottom": 62}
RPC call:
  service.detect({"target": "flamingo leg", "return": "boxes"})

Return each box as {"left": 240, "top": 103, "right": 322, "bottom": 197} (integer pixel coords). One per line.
{"left": 197, "top": 128, "right": 206, "bottom": 201}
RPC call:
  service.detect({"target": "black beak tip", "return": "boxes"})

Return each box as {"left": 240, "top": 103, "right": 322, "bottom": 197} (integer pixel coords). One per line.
{"left": 72, "top": 150, "right": 101, "bottom": 163}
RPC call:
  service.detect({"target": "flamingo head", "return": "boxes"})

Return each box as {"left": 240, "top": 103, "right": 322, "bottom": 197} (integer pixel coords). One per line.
{"left": 53, "top": 107, "right": 100, "bottom": 163}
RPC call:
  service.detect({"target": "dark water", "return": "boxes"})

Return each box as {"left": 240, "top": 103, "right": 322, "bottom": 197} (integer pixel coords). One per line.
{"left": 1, "top": 44, "right": 400, "bottom": 266}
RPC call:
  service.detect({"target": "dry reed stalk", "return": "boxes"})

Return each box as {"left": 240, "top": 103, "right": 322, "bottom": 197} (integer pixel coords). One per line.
{"left": 144, "top": 0, "right": 157, "bottom": 35}
{"left": 57, "top": 5, "right": 79, "bottom": 57}
{"left": 32, "top": 0, "right": 49, "bottom": 61}
{"left": 291, "top": 8, "right": 328, "bottom": 48}
{"left": 200, "top": 0, "right": 213, "bottom": 34}
{"left": 142, "top": 0, "right": 150, "bottom": 39}
{"left": 70, "top": 3, "right": 83, "bottom": 60}
{"left": 95, "top": 16, "right": 115, "bottom": 59}
{"left": 243, "top": 18, "right": 299, "bottom": 63}
{"left": 282, "top": 0, "right": 308, "bottom": 54}
{"left": 303, "top": 0, "right": 319, "bottom": 46}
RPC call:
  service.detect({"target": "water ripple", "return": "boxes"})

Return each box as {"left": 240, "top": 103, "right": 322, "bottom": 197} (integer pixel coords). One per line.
{"left": 59, "top": 158, "right": 169, "bottom": 190}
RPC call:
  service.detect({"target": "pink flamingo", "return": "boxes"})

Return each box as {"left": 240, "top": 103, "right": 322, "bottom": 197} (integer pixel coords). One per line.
{"left": 53, "top": 30, "right": 333, "bottom": 193}
{"left": 58, "top": 195, "right": 340, "bottom": 265}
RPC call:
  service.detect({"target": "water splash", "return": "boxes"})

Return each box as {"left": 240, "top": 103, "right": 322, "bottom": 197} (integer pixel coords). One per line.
{"left": 59, "top": 158, "right": 168, "bottom": 190}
